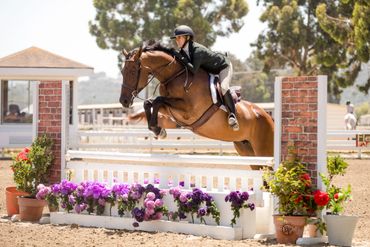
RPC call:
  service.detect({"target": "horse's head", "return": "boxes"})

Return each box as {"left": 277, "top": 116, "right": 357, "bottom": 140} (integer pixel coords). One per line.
{"left": 120, "top": 46, "right": 149, "bottom": 108}
{"left": 120, "top": 42, "right": 180, "bottom": 108}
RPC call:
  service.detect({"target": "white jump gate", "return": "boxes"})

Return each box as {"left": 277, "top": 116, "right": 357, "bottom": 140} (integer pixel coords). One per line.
{"left": 51, "top": 150, "right": 274, "bottom": 240}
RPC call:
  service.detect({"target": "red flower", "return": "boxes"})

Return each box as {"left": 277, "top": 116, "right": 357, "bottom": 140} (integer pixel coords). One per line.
{"left": 301, "top": 173, "right": 311, "bottom": 186}
{"left": 313, "top": 190, "right": 330, "bottom": 206}
{"left": 16, "top": 148, "right": 30, "bottom": 161}
{"left": 294, "top": 195, "right": 303, "bottom": 203}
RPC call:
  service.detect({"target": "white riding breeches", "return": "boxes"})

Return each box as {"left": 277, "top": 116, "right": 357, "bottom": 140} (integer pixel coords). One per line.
{"left": 219, "top": 63, "right": 233, "bottom": 95}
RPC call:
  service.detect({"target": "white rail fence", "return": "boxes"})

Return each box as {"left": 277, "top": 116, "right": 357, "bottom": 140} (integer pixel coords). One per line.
{"left": 59, "top": 150, "right": 275, "bottom": 239}
{"left": 69, "top": 128, "right": 370, "bottom": 157}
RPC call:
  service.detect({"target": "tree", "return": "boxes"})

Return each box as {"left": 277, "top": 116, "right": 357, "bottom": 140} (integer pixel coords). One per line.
{"left": 316, "top": 1, "right": 370, "bottom": 94}
{"left": 229, "top": 54, "right": 275, "bottom": 102}
{"left": 252, "top": 0, "right": 364, "bottom": 102}
{"left": 89, "top": 0, "right": 248, "bottom": 52}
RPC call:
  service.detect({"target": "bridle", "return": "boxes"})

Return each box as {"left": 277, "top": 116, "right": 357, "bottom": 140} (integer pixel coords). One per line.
{"left": 121, "top": 51, "right": 188, "bottom": 101}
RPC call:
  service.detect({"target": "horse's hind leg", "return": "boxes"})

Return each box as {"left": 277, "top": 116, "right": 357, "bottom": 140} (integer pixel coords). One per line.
{"left": 234, "top": 141, "right": 263, "bottom": 171}
{"left": 233, "top": 140, "right": 255, "bottom": 156}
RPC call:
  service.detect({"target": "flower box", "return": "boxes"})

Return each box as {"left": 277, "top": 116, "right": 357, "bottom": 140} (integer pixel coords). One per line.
{"left": 50, "top": 212, "right": 244, "bottom": 240}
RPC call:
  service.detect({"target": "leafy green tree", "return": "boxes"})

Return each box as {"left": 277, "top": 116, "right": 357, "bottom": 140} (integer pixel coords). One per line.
{"left": 252, "top": 0, "right": 366, "bottom": 103}
{"left": 229, "top": 54, "right": 275, "bottom": 102}
{"left": 316, "top": 1, "right": 370, "bottom": 94}
{"left": 89, "top": 0, "right": 248, "bottom": 52}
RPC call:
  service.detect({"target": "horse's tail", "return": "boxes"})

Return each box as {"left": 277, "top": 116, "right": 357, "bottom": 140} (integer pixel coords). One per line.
{"left": 128, "top": 109, "right": 146, "bottom": 124}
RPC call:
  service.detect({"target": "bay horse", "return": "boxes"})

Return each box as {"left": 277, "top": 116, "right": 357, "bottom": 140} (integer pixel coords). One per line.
{"left": 119, "top": 43, "right": 274, "bottom": 161}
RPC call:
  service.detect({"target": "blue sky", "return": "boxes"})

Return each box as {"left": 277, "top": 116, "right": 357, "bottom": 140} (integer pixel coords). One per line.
{"left": 0, "top": 0, "right": 265, "bottom": 78}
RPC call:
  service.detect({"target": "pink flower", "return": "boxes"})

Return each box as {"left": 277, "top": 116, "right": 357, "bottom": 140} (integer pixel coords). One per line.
{"left": 146, "top": 192, "right": 155, "bottom": 200}
{"left": 154, "top": 212, "right": 163, "bottom": 220}
{"left": 154, "top": 199, "right": 163, "bottom": 207}
{"left": 179, "top": 193, "right": 188, "bottom": 203}
{"left": 146, "top": 200, "right": 155, "bottom": 209}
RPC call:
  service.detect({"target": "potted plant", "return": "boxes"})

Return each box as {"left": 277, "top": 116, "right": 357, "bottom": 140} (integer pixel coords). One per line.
{"left": 321, "top": 156, "right": 358, "bottom": 246}
{"left": 262, "top": 146, "right": 329, "bottom": 244}
{"left": 5, "top": 148, "right": 31, "bottom": 217}
{"left": 11, "top": 134, "right": 54, "bottom": 221}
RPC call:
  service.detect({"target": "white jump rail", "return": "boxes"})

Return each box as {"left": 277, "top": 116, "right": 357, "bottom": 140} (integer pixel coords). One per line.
{"left": 69, "top": 129, "right": 370, "bottom": 156}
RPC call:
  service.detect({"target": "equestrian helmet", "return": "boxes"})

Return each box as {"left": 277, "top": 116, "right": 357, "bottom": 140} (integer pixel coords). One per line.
{"left": 170, "top": 25, "right": 194, "bottom": 39}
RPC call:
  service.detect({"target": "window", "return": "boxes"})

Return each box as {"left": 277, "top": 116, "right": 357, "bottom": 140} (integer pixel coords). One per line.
{"left": 1, "top": 80, "right": 34, "bottom": 124}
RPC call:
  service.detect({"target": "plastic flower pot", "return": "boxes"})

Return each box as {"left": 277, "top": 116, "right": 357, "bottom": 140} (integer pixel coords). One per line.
{"left": 5, "top": 186, "right": 29, "bottom": 216}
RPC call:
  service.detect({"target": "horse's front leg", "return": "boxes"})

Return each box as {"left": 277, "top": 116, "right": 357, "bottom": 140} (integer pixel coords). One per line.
{"left": 144, "top": 99, "right": 163, "bottom": 137}
{"left": 149, "top": 96, "right": 169, "bottom": 139}
{"left": 144, "top": 99, "right": 154, "bottom": 129}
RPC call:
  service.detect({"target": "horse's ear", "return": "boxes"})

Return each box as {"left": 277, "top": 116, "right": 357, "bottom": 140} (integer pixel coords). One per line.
{"left": 122, "top": 49, "right": 129, "bottom": 58}
{"left": 134, "top": 45, "right": 143, "bottom": 60}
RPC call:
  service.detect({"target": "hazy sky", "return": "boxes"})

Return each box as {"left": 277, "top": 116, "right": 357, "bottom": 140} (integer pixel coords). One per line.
{"left": 0, "top": 0, "right": 265, "bottom": 78}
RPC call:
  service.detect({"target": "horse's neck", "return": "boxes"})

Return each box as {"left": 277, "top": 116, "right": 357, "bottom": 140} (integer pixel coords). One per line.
{"left": 143, "top": 51, "right": 182, "bottom": 81}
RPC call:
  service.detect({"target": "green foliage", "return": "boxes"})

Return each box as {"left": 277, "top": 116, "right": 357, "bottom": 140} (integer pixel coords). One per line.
{"left": 316, "top": 1, "right": 370, "bottom": 96}
{"left": 262, "top": 149, "right": 312, "bottom": 216}
{"left": 320, "top": 156, "right": 352, "bottom": 215}
{"left": 253, "top": 0, "right": 370, "bottom": 102}
{"left": 355, "top": 101, "right": 370, "bottom": 122}
{"left": 89, "top": 0, "right": 248, "bottom": 51}
{"left": 11, "top": 134, "right": 54, "bottom": 197}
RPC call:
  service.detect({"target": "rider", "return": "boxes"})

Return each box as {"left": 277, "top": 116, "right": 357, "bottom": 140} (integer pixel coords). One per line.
{"left": 170, "top": 25, "right": 239, "bottom": 131}
{"left": 346, "top": 100, "right": 355, "bottom": 114}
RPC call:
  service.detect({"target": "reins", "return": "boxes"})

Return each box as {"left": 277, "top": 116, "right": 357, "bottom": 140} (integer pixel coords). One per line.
{"left": 136, "top": 52, "right": 189, "bottom": 99}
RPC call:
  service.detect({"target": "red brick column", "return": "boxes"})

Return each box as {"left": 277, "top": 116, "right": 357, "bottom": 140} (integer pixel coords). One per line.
{"left": 280, "top": 76, "right": 318, "bottom": 184}
{"left": 38, "top": 80, "right": 62, "bottom": 183}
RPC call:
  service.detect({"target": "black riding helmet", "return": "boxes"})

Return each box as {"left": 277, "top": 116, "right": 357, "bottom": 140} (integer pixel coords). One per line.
{"left": 170, "top": 25, "right": 194, "bottom": 39}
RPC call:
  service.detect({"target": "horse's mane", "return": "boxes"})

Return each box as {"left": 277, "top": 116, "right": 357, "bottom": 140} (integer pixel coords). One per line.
{"left": 143, "top": 41, "right": 175, "bottom": 56}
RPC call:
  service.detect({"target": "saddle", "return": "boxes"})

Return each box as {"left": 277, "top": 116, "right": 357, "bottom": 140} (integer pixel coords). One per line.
{"left": 209, "top": 74, "right": 241, "bottom": 111}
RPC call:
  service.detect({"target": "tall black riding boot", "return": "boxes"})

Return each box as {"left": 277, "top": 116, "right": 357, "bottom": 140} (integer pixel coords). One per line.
{"left": 223, "top": 90, "right": 239, "bottom": 131}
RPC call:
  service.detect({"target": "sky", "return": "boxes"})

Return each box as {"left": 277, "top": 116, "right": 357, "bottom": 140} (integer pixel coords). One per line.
{"left": 0, "top": 0, "right": 265, "bottom": 79}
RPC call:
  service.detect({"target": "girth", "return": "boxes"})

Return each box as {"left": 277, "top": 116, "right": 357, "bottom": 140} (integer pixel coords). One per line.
{"left": 171, "top": 101, "right": 222, "bottom": 133}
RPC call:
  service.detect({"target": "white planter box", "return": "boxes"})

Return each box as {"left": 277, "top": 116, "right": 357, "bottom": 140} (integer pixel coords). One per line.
{"left": 51, "top": 212, "right": 245, "bottom": 240}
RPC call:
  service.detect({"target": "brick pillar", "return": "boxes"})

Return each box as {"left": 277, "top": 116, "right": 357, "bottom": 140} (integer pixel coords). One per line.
{"left": 38, "top": 80, "right": 62, "bottom": 183}
{"left": 279, "top": 76, "right": 320, "bottom": 185}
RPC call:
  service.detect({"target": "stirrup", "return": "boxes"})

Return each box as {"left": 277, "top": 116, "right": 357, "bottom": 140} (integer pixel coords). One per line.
{"left": 228, "top": 113, "right": 239, "bottom": 131}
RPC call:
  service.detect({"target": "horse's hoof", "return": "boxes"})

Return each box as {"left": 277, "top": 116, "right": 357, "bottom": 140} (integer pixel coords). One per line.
{"left": 158, "top": 129, "right": 167, "bottom": 139}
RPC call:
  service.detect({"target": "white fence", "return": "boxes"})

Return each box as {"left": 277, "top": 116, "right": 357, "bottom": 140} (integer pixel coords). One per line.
{"left": 60, "top": 150, "right": 275, "bottom": 239}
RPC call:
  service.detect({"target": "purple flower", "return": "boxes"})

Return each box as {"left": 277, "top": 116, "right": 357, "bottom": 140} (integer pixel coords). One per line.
{"left": 179, "top": 181, "right": 185, "bottom": 187}
{"left": 132, "top": 207, "right": 145, "bottom": 222}
{"left": 241, "top": 192, "right": 249, "bottom": 201}
{"left": 68, "top": 194, "right": 76, "bottom": 205}
{"left": 154, "top": 178, "right": 160, "bottom": 184}
{"left": 197, "top": 207, "right": 207, "bottom": 217}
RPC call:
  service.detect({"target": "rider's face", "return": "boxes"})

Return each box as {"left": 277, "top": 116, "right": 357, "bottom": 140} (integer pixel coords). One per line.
{"left": 175, "top": 36, "right": 187, "bottom": 48}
